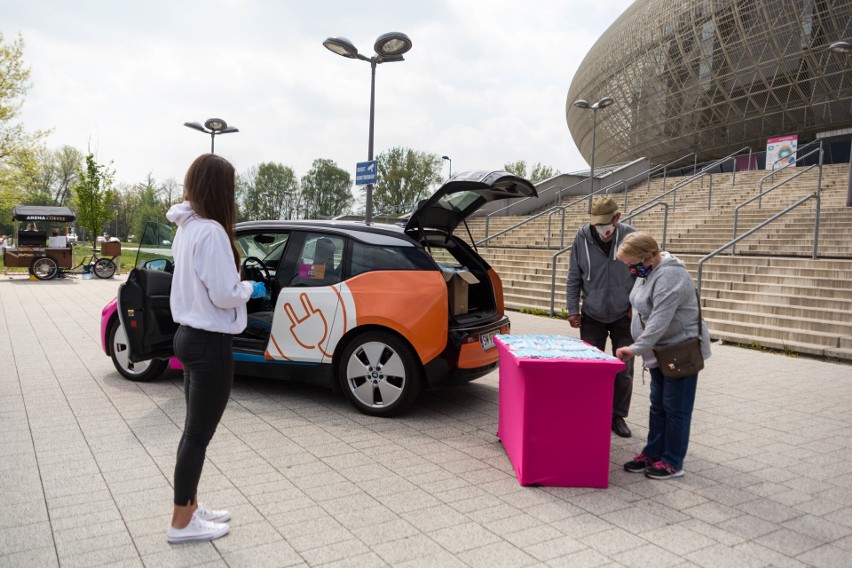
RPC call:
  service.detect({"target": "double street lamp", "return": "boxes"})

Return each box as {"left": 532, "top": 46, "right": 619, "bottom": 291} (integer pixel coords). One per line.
{"left": 573, "top": 96, "right": 615, "bottom": 212}
{"left": 442, "top": 155, "right": 452, "bottom": 178}
{"left": 184, "top": 118, "right": 239, "bottom": 153}
{"left": 324, "top": 32, "right": 412, "bottom": 224}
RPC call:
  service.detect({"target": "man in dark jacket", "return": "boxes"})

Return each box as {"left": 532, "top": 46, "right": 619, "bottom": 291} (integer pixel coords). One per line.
{"left": 566, "top": 196, "right": 636, "bottom": 437}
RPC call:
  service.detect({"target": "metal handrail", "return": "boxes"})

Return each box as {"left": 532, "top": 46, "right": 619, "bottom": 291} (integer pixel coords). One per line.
{"left": 482, "top": 177, "right": 588, "bottom": 244}
{"left": 629, "top": 146, "right": 751, "bottom": 215}
{"left": 647, "top": 152, "right": 698, "bottom": 194}
{"left": 756, "top": 144, "right": 823, "bottom": 208}
{"left": 698, "top": 194, "right": 821, "bottom": 294}
{"left": 548, "top": 201, "right": 671, "bottom": 315}
{"left": 732, "top": 148, "right": 823, "bottom": 254}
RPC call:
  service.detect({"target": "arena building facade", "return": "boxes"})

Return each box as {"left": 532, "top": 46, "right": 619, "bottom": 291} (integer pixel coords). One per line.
{"left": 566, "top": 0, "right": 852, "bottom": 168}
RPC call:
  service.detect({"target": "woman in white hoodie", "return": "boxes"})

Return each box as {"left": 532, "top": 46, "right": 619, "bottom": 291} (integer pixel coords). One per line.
{"left": 164, "top": 154, "right": 265, "bottom": 543}
{"left": 615, "top": 232, "right": 711, "bottom": 480}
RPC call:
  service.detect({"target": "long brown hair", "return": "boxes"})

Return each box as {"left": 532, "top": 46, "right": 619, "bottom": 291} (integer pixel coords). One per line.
{"left": 183, "top": 153, "right": 240, "bottom": 268}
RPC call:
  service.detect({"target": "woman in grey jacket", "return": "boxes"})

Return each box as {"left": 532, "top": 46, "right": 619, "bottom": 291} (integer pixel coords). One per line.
{"left": 615, "top": 232, "right": 711, "bottom": 480}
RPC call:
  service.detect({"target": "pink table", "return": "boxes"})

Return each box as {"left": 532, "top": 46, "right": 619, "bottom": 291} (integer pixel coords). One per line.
{"left": 495, "top": 335, "right": 625, "bottom": 488}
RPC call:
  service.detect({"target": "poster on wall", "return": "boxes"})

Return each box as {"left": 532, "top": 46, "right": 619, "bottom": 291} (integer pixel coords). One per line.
{"left": 766, "top": 134, "right": 798, "bottom": 170}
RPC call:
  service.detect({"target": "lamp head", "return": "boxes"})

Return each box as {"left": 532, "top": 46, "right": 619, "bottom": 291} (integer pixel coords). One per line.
{"left": 204, "top": 118, "right": 228, "bottom": 132}
{"left": 573, "top": 99, "right": 590, "bottom": 109}
{"left": 596, "top": 96, "right": 615, "bottom": 109}
{"left": 829, "top": 40, "right": 852, "bottom": 55}
{"left": 442, "top": 155, "right": 450, "bottom": 161}
{"left": 374, "top": 32, "right": 412, "bottom": 57}
{"left": 323, "top": 36, "right": 359, "bottom": 58}
{"left": 184, "top": 121, "right": 207, "bottom": 133}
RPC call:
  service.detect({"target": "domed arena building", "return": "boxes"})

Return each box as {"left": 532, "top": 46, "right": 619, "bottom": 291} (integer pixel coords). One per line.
{"left": 566, "top": 0, "right": 852, "bottom": 168}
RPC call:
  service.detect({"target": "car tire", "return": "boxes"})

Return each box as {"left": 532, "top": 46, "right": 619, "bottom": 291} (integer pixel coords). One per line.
{"left": 30, "top": 256, "right": 59, "bottom": 280}
{"left": 94, "top": 258, "right": 116, "bottom": 279}
{"left": 109, "top": 318, "right": 167, "bottom": 382}
{"left": 338, "top": 330, "right": 422, "bottom": 417}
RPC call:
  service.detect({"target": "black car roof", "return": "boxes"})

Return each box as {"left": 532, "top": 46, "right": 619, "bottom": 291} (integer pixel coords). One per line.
{"left": 235, "top": 219, "right": 418, "bottom": 247}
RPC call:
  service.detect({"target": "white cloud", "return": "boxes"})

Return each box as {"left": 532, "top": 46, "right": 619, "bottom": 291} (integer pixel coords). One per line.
{"left": 5, "top": 0, "right": 633, "bottom": 188}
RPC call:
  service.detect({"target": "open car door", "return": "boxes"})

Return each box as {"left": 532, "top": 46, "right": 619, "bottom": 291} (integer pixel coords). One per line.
{"left": 117, "top": 221, "right": 178, "bottom": 363}
{"left": 118, "top": 269, "right": 177, "bottom": 362}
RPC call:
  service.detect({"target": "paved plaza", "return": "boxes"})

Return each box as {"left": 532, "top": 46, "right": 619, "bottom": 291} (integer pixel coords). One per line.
{"left": 1, "top": 274, "right": 851, "bottom": 568}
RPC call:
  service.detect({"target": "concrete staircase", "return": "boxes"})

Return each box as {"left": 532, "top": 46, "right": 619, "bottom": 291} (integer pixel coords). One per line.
{"left": 465, "top": 163, "right": 852, "bottom": 362}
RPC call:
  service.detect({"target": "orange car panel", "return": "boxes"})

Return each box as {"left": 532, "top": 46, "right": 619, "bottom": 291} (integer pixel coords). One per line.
{"left": 487, "top": 268, "right": 504, "bottom": 315}
{"left": 457, "top": 323, "right": 510, "bottom": 369}
{"left": 345, "top": 271, "right": 448, "bottom": 364}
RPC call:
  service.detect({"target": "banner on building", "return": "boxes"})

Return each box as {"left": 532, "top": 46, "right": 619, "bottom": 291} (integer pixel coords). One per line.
{"left": 766, "top": 134, "right": 798, "bottom": 170}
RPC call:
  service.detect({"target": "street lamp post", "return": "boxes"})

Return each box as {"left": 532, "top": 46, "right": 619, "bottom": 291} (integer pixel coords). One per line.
{"left": 442, "top": 155, "right": 452, "bottom": 178}
{"left": 573, "top": 96, "right": 615, "bottom": 212}
{"left": 324, "top": 32, "right": 412, "bottom": 225}
{"left": 828, "top": 41, "right": 852, "bottom": 207}
{"left": 184, "top": 118, "right": 239, "bottom": 153}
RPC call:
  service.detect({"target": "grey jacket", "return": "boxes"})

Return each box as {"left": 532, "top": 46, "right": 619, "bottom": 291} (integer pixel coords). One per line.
{"left": 566, "top": 223, "right": 636, "bottom": 323}
{"left": 628, "top": 252, "right": 712, "bottom": 369}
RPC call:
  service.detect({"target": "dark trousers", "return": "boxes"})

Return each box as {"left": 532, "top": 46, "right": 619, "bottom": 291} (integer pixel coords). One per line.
{"left": 580, "top": 313, "right": 634, "bottom": 418}
{"left": 642, "top": 367, "right": 698, "bottom": 470}
{"left": 173, "top": 325, "right": 234, "bottom": 506}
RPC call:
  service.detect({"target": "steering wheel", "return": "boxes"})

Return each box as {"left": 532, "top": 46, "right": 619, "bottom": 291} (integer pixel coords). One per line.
{"left": 242, "top": 256, "right": 271, "bottom": 283}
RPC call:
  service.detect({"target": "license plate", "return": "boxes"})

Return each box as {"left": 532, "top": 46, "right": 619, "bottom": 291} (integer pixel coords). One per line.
{"left": 481, "top": 330, "right": 497, "bottom": 350}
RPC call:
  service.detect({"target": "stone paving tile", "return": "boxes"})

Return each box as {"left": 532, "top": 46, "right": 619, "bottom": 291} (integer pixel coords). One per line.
{"left": 4, "top": 279, "right": 852, "bottom": 567}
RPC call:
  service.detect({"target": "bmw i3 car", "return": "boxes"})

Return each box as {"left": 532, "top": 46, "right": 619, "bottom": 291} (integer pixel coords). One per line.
{"left": 101, "top": 171, "right": 536, "bottom": 416}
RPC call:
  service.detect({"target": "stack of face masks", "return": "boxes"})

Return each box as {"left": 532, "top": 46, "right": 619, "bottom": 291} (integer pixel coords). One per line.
{"left": 496, "top": 334, "right": 617, "bottom": 360}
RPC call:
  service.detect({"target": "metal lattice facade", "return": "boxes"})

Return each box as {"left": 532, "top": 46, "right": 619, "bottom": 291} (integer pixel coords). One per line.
{"left": 566, "top": 0, "right": 852, "bottom": 166}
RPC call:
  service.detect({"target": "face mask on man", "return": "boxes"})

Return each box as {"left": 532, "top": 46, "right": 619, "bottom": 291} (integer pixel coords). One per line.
{"left": 594, "top": 222, "right": 616, "bottom": 241}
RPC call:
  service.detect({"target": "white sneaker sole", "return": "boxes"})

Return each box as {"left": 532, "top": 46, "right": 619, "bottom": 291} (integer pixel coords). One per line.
{"left": 167, "top": 523, "right": 230, "bottom": 544}
{"left": 198, "top": 511, "right": 231, "bottom": 523}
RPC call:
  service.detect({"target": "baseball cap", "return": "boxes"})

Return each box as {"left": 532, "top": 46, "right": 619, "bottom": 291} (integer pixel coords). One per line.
{"left": 590, "top": 196, "right": 619, "bottom": 225}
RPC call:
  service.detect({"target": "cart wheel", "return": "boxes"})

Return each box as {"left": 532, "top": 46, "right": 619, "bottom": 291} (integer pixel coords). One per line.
{"left": 30, "top": 256, "right": 59, "bottom": 280}
{"left": 94, "top": 258, "right": 116, "bottom": 279}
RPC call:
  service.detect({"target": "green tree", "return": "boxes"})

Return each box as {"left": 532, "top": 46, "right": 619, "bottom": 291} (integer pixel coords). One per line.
{"left": 374, "top": 147, "right": 442, "bottom": 214}
{"left": 0, "top": 33, "right": 48, "bottom": 214}
{"left": 503, "top": 160, "right": 527, "bottom": 178}
{"left": 25, "top": 145, "right": 83, "bottom": 206}
{"left": 300, "top": 159, "right": 353, "bottom": 220}
{"left": 502, "top": 160, "right": 560, "bottom": 183}
{"left": 239, "top": 162, "right": 298, "bottom": 221}
{"left": 73, "top": 154, "right": 115, "bottom": 244}
{"left": 529, "top": 162, "right": 560, "bottom": 183}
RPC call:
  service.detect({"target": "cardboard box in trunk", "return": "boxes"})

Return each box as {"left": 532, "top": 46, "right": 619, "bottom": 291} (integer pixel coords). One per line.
{"left": 442, "top": 268, "right": 480, "bottom": 316}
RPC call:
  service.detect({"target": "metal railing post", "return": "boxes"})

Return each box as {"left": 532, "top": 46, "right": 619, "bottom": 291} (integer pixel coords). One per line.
{"left": 708, "top": 175, "right": 713, "bottom": 210}
{"left": 484, "top": 216, "right": 490, "bottom": 248}
{"left": 813, "top": 147, "right": 824, "bottom": 259}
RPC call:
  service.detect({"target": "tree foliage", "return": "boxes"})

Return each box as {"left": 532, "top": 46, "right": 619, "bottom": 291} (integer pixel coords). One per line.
{"left": 238, "top": 162, "right": 298, "bottom": 221}
{"left": 374, "top": 147, "right": 442, "bottom": 214}
{"left": 0, "top": 33, "right": 48, "bottom": 216}
{"left": 502, "top": 160, "right": 561, "bottom": 183}
{"left": 73, "top": 154, "right": 115, "bottom": 244}
{"left": 300, "top": 159, "right": 353, "bottom": 220}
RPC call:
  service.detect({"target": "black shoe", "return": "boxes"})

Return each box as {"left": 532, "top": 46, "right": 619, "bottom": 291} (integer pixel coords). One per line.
{"left": 644, "top": 461, "right": 684, "bottom": 480}
{"left": 612, "top": 416, "right": 632, "bottom": 438}
{"left": 624, "top": 453, "right": 652, "bottom": 473}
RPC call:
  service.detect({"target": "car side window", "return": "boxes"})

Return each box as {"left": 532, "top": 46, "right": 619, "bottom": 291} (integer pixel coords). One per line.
{"left": 350, "top": 241, "right": 427, "bottom": 276}
{"left": 289, "top": 233, "right": 345, "bottom": 286}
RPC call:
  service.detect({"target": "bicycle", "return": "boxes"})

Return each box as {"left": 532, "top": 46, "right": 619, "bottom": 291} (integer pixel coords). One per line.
{"left": 31, "top": 247, "right": 118, "bottom": 280}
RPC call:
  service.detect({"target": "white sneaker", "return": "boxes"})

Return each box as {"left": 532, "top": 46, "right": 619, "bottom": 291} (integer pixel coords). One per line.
{"left": 196, "top": 503, "right": 231, "bottom": 523}
{"left": 167, "top": 511, "right": 229, "bottom": 544}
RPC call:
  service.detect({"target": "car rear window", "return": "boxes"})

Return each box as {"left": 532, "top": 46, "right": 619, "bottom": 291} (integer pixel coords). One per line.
{"left": 350, "top": 242, "right": 434, "bottom": 276}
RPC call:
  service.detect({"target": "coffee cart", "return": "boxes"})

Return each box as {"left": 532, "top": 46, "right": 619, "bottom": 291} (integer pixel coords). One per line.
{"left": 4, "top": 205, "right": 78, "bottom": 280}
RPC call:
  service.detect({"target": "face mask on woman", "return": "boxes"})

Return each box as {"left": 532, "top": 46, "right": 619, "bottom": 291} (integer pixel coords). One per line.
{"left": 629, "top": 261, "right": 653, "bottom": 278}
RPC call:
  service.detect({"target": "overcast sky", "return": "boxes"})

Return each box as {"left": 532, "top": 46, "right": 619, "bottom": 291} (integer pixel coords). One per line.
{"left": 5, "top": 0, "right": 633, "bottom": 193}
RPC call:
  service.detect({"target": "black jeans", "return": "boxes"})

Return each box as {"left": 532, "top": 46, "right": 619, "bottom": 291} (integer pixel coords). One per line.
{"left": 580, "top": 313, "right": 634, "bottom": 418}
{"left": 173, "top": 325, "right": 234, "bottom": 506}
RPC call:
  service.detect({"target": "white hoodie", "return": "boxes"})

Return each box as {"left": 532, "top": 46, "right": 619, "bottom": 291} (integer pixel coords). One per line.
{"left": 166, "top": 201, "right": 253, "bottom": 334}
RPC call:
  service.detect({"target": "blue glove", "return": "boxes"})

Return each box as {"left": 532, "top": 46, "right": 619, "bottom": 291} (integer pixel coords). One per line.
{"left": 249, "top": 281, "right": 266, "bottom": 299}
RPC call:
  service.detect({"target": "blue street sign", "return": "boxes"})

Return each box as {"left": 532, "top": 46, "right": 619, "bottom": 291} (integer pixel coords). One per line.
{"left": 355, "top": 161, "right": 377, "bottom": 185}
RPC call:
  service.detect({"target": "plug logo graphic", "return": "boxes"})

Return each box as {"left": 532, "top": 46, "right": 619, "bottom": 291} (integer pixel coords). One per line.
{"left": 283, "top": 293, "right": 332, "bottom": 358}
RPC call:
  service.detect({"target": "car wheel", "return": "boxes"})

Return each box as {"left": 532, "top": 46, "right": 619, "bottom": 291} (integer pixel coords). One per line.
{"left": 30, "top": 256, "right": 59, "bottom": 280}
{"left": 109, "top": 318, "right": 167, "bottom": 381}
{"left": 94, "top": 258, "right": 116, "bottom": 279}
{"left": 338, "top": 331, "right": 422, "bottom": 417}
